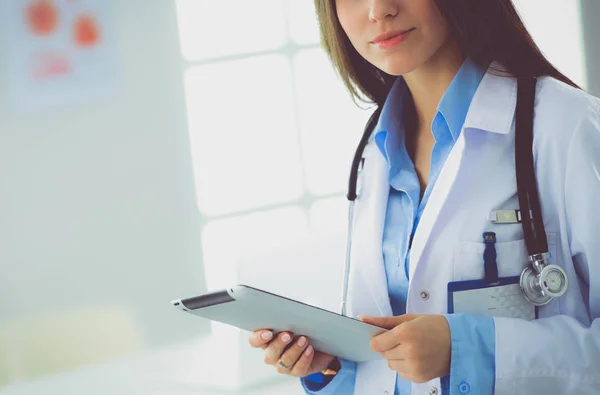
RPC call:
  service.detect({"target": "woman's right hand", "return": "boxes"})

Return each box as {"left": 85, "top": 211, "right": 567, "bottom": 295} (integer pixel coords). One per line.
{"left": 249, "top": 329, "right": 338, "bottom": 378}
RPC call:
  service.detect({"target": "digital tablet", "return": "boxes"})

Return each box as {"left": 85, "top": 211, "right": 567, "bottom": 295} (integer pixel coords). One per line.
{"left": 171, "top": 285, "right": 387, "bottom": 362}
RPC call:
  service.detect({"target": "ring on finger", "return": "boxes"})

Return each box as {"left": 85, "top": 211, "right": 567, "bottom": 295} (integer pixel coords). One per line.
{"left": 277, "top": 359, "right": 293, "bottom": 370}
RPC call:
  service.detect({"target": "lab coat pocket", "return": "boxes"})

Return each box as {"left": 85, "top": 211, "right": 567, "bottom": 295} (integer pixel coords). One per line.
{"left": 453, "top": 234, "right": 560, "bottom": 315}
{"left": 453, "top": 238, "right": 529, "bottom": 282}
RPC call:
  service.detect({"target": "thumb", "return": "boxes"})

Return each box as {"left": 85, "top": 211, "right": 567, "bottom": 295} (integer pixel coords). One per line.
{"left": 358, "top": 314, "right": 419, "bottom": 329}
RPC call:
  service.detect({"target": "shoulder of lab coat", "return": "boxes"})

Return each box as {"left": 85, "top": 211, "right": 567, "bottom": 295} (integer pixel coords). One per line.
{"left": 493, "top": 77, "right": 600, "bottom": 394}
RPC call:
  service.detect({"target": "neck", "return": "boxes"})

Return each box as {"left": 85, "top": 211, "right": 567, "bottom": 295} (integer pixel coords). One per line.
{"left": 403, "top": 39, "right": 465, "bottom": 134}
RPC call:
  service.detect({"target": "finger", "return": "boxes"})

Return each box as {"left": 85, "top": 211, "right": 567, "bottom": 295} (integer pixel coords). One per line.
{"left": 380, "top": 342, "right": 407, "bottom": 361}
{"left": 276, "top": 336, "right": 308, "bottom": 375}
{"left": 263, "top": 332, "right": 294, "bottom": 365}
{"left": 370, "top": 326, "right": 404, "bottom": 352}
{"left": 360, "top": 314, "right": 419, "bottom": 330}
{"left": 249, "top": 330, "right": 274, "bottom": 349}
{"left": 290, "top": 345, "right": 315, "bottom": 377}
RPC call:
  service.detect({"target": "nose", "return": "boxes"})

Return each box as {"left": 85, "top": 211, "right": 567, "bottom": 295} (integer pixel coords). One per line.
{"left": 369, "top": 0, "right": 399, "bottom": 22}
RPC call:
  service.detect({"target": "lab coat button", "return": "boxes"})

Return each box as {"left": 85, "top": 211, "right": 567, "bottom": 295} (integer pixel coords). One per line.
{"left": 420, "top": 290, "right": 430, "bottom": 301}
{"left": 428, "top": 387, "right": 438, "bottom": 395}
{"left": 383, "top": 391, "right": 389, "bottom": 395}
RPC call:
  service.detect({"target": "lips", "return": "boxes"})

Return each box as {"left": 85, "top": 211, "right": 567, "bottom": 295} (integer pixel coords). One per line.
{"left": 371, "top": 28, "right": 415, "bottom": 44}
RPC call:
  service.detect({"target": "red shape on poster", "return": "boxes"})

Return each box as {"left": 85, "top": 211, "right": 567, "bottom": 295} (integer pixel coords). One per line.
{"left": 26, "top": 0, "right": 59, "bottom": 36}
{"left": 74, "top": 14, "right": 101, "bottom": 48}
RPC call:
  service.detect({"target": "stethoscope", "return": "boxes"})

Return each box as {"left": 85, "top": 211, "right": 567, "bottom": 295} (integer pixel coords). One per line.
{"left": 340, "top": 78, "right": 568, "bottom": 317}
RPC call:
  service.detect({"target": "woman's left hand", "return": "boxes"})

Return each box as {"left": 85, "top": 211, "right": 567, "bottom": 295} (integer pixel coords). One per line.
{"left": 359, "top": 314, "right": 451, "bottom": 383}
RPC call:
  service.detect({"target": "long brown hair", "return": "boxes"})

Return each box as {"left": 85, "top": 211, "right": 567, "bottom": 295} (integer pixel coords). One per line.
{"left": 314, "top": 0, "right": 580, "bottom": 107}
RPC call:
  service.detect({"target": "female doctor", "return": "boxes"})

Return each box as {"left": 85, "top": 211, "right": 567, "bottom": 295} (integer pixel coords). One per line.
{"left": 248, "top": 0, "right": 600, "bottom": 394}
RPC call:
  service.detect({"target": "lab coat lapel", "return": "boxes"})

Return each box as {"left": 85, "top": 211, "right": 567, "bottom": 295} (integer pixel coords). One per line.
{"left": 407, "top": 67, "right": 517, "bottom": 278}
{"left": 407, "top": 132, "right": 467, "bottom": 278}
{"left": 348, "top": 141, "right": 393, "bottom": 318}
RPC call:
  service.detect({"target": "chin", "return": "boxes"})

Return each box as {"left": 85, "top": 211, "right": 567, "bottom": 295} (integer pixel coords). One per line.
{"left": 375, "top": 57, "right": 420, "bottom": 77}
{"left": 361, "top": 49, "right": 422, "bottom": 77}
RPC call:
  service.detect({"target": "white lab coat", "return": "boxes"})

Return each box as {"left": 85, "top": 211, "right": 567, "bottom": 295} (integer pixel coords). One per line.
{"left": 345, "top": 66, "right": 600, "bottom": 395}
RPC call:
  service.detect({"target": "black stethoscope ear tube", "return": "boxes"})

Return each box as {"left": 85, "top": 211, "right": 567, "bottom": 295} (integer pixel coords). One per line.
{"left": 515, "top": 78, "right": 549, "bottom": 255}
{"left": 347, "top": 107, "right": 382, "bottom": 202}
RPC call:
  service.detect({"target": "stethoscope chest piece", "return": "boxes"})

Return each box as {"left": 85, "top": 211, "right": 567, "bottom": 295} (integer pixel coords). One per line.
{"left": 520, "top": 254, "right": 569, "bottom": 306}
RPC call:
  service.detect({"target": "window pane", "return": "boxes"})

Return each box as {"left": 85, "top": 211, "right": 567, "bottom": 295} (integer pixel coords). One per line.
{"left": 202, "top": 207, "right": 308, "bottom": 338}
{"left": 201, "top": 207, "right": 309, "bottom": 292}
{"left": 185, "top": 56, "right": 304, "bottom": 216}
{"left": 309, "top": 196, "right": 348, "bottom": 236}
{"left": 287, "top": 0, "right": 320, "bottom": 46}
{"left": 203, "top": 204, "right": 345, "bottom": 314}
{"left": 307, "top": 197, "right": 348, "bottom": 312}
{"left": 294, "top": 49, "right": 371, "bottom": 196}
{"left": 175, "top": 0, "right": 287, "bottom": 61}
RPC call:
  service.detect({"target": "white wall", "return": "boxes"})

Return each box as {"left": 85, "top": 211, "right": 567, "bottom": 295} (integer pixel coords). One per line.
{"left": 513, "top": 0, "right": 587, "bottom": 89}
{"left": 0, "top": 0, "right": 208, "bottom": 348}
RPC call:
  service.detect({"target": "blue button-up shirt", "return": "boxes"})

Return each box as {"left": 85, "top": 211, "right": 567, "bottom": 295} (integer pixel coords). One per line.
{"left": 303, "top": 59, "right": 495, "bottom": 395}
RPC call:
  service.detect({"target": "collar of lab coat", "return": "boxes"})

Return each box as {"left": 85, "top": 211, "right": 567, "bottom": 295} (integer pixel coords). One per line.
{"left": 463, "top": 63, "right": 517, "bottom": 135}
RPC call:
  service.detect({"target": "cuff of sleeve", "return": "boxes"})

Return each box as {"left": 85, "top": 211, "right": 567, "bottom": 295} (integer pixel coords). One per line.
{"left": 443, "top": 314, "right": 496, "bottom": 395}
{"left": 301, "top": 358, "right": 357, "bottom": 394}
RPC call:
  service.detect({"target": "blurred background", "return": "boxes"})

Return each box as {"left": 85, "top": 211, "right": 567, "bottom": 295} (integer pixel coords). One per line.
{"left": 0, "top": 1, "right": 597, "bottom": 394}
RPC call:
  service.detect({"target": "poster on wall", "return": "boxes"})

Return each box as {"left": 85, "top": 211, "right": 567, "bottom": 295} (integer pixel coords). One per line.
{"left": 2, "top": 0, "right": 119, "bottom": 112}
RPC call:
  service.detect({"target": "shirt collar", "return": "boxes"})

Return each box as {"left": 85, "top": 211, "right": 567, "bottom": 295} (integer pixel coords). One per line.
{"left": 374, "top": 58, "right": 486, "bottom": 163}
{"left": 374, "top": 77, "right": 410, "bottom": 162}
